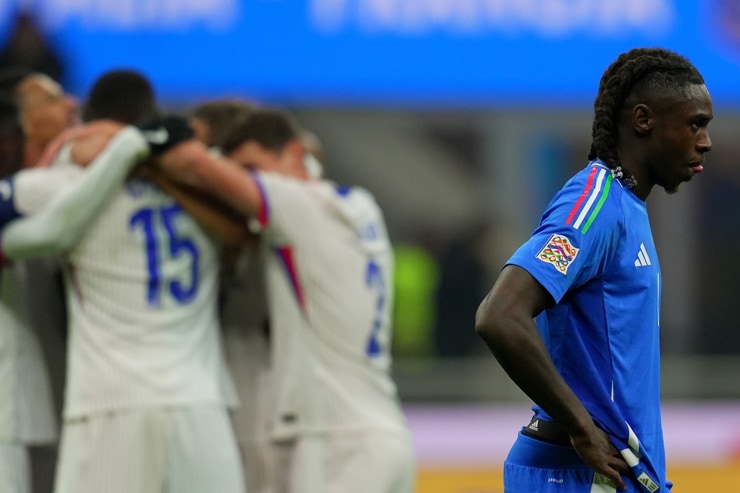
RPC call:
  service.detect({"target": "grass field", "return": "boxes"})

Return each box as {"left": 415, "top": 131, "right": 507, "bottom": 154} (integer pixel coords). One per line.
{"left": 414, "top": 461, "right": 740, "bottom": 492}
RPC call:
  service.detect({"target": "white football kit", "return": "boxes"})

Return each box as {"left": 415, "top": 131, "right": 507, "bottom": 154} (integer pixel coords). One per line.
{"left": 0, "top": 157, "right": 84, "bottom": 493}
{"left": 250, "top": 173, "right": 415, "bottom": 493}
{"left": 1, "top": 128, "right": 245, "bottom": 493}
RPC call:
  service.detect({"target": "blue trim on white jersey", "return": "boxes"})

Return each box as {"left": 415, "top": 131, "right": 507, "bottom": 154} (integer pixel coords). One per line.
{"left": 0, "top": 177, "right": 21, "bottom": 227}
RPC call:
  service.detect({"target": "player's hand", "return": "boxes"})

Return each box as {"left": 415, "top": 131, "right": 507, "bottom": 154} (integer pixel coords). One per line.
{"left": 37, "top": 120, "right": 120, "bottom": 167}
{"left": 38, "top": 126, "right": 82, "bottom": 167}
{"left": 137, "top": 115, "right": 194, "bottom": 156}
{"left": 570, "top": 423, "right": 630, "bottom": 491}
{"left": 68, "top": 120, "right": 127, "bottom": 167}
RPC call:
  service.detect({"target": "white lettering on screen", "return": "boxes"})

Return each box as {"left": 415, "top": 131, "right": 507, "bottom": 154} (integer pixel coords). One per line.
{"left": 37, "top": 0, "right": 239, "bottom": 30}
{"left": 310, "top": 0, "right": 675, "bottom": 37}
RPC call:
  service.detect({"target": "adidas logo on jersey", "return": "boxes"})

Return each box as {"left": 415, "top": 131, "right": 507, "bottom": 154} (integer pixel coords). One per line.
{"left": 636, "top": 472, "right": 660, "bottom": 492}
{"left": 528, "top": 419, "right": 539, "bottom": 431}
{"left": 634, "top": 242, "right": 652, "bottom": 267}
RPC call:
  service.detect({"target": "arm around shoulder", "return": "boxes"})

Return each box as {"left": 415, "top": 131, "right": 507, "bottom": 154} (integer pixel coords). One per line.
{"left": 1, "top": 127, "right": 149, "bottom": 259}
{"left": 157, "top": 141, "right": 264, "bottom": 219}
{"left": 146, "top": 167, "right": 250, "bottom": 246}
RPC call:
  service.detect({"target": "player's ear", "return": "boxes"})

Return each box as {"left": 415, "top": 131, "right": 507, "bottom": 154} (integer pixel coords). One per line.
{"left": 632, "top": 103, "right": 653, "bottom": 135}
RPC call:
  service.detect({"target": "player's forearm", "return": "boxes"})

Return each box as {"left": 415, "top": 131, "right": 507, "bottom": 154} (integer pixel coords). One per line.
{"left": 477, "top": 302, "right": 593, "bottom": 435}
{"left": 149, "top": 169, "right": 249, "bottom": 246}
{"left": 1, "top": 127, "right": 149, "bottom": 259}
{"left": 475, "top": 270, "right": 594, "bottom": 437}
{"left": 159, "top": 141, "right": 262, "bottom": 218}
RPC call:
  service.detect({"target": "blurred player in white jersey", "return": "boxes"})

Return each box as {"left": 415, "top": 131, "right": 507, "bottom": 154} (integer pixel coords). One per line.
{"left": 186, "top": 98, "right": 277, "bottom": 492}
{"left": 1, "top": 70, "right": 246, "bottom": 493}
{"left": 183, "top": 99, "right": 334, "bottom": 493}
{"left": 157, "top": 108, "right": 415, "bottom": 493}
{"left": 16, "top": 72, "right": 78, "bottom": 493}
{"left": 0, "top": 68, "right": 79, "bottom": 493}
{"left": 0, "top": 90, "right": 58, "bottom": 493}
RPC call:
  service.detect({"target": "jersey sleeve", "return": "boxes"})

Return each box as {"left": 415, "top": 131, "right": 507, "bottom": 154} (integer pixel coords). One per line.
{"left": 0, "top": 166, "right": 82, "bottom": 229}
{"left": 247, "top": 172, "right": 318, "bottom": 241}
{"left": 507, "top": 167, "right": 622, "bottom": 303}
{"left": 1, "top": 127, "right": 149, "bottom": 260}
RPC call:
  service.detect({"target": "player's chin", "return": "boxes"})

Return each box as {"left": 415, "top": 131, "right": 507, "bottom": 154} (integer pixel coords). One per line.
{"left": 663, "top": 181, "right": 683, "bottom": 195}
{"left": 664, "top": 186, "right": 680, "bottom": 195}
{"left": 664, "top": 173, "right": 695, "bottom": 194}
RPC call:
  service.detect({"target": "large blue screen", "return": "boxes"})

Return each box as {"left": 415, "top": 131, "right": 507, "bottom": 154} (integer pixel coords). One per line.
{"left": 1, "top": 0, "right": 739, "bottom": 108}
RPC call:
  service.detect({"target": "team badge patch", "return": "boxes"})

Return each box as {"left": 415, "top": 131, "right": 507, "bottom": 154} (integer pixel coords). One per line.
{"left": 536, "top": 234, "right": 579, "bottom": 275}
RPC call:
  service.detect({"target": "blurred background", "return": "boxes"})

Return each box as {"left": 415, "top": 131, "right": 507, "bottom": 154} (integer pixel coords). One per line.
{"left": 3, "top": 0, "right": 740, "bottom": 491}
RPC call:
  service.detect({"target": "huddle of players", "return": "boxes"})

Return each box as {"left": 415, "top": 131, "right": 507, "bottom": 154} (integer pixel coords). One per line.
{"left": 0, "top": 68, "right": 415, "bottom": 493}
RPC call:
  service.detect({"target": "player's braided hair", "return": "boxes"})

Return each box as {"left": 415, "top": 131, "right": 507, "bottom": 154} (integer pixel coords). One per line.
{"left": 588, "top": 48, "right": 705, "bottom": 188}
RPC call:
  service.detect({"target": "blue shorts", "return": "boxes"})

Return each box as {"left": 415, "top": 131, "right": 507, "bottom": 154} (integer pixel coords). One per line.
{"left": 504, "top": 432, "right": 641, "bottom": 493}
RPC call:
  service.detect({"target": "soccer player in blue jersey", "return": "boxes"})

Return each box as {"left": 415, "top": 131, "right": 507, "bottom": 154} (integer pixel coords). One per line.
{"left": 475, "top": 47, "right": 713, "bottom": 492}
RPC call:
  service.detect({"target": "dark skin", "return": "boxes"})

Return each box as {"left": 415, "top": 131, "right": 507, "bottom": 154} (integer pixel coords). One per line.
{"left": 475, "top": 83, "right": 713, "bottom": 491}
{"left": 620, "top": 83, "right": 713, "bottom": 200}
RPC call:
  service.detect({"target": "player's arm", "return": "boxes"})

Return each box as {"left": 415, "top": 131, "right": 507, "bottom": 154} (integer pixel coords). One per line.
{"left": 0, "top": 126, "right": 150, "bottom": 260}
{"left": 474, "top": 265, "right": 629, "bottom": 491}
{"left": 156, "top": 140, "right": 263, "bottom": 219}
{"left": 36, "top": 120, "right": 126, "bottom": 167}
{"left": 143, "top": 166, "right": 250, "bottom": 246}
{"left": 0, "top": 166, "right": 81, "bottom": 230}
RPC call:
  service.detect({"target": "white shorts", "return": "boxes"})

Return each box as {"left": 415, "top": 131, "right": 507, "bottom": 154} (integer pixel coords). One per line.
{"left": 54, "top": 405, "right": 245, "bottom": 493}
{"left": 0, "top": 441, "right": 30, "bottom": 493}
{"left": 273, "top": 430, "right": 416, "bottom": 493}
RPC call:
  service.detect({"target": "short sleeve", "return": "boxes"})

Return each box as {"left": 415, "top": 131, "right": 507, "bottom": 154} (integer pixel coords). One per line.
{"left": 508, "top": 167, "right": 622, "bottom": 303}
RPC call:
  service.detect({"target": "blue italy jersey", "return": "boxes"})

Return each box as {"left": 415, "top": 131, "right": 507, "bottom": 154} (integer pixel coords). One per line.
{"left": 508, "top": 160, "right": 668, "bottom": 492}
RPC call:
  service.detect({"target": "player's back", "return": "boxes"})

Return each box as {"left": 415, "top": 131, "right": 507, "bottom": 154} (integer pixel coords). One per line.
{"left": 63, "top": 176, "right": 225, "bottom": 418}
{"left": 256, "top": 175, "right": 407, "bottom": 436}
{"left": 305, "top": 184, "right": 404, "bottom": 432}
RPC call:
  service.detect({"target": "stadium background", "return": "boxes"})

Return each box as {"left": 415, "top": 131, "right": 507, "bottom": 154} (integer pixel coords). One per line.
{"left": 3, "top": 0, "right": 740, "bottom": 490}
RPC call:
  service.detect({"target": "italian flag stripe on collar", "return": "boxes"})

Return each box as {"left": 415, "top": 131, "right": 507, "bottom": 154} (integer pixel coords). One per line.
{"left": 565, "top": 166, "right": 613, "bottom": 234}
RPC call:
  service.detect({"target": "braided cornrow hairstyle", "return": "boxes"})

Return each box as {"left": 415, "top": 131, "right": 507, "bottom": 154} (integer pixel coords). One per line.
{"left": 588, "top": 48, "right": 705, "bottom": 188}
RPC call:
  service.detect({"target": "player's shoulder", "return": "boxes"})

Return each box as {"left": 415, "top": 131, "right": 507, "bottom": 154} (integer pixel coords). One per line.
{"left": 329, "top": 183, "right": 383, "bottom": 214}
{"left": 328, "top": 182, "right": 378, "bottom": 205}
{"left": 14, "top": 163, "right": 81, "bottom": 192}
{"left": 560, "top": 161, "right": 625, "bottom": 197}
{"left": 547, "top": 161, "right": 628, "bottom": 231}
{"left": 328, "top": 183, "right": 390, "bottom": 243}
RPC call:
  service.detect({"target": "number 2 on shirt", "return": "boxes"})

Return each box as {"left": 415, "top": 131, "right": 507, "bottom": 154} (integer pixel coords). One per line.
{"left": 365, "top": 258, "right": 386, "bottom": 358}
{"left": 130, "top": 204, "right": 200, "bottom": 306}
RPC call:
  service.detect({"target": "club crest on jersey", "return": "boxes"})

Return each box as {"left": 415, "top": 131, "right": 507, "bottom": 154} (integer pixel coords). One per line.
{"left": 536, "top": 234, "right": 579, "bottom": 275}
